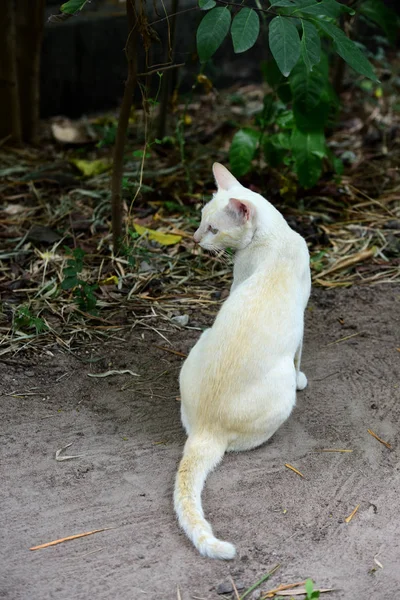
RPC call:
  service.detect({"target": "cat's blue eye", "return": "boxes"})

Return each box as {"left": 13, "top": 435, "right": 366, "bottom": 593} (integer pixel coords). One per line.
{"left": 208, "top": 225, "right": 219, "bottom": 235}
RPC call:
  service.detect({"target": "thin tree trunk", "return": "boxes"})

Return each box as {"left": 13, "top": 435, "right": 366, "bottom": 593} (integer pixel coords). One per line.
{"left": 0, "top": 0, "right": 21, "bottom": 143}
{"left": 15, "top": 0, "right": 46, "bottom": 143}
{"left": 111, "top": 0, "right": 138, "bottom": 253}
{"left": 157, "top": 0, "right": 179, "bottom": 139}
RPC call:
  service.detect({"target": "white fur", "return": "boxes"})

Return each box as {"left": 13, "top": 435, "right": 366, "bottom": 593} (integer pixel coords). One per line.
{"left": 174, "top": 163, "right": 311, "bottom": 559}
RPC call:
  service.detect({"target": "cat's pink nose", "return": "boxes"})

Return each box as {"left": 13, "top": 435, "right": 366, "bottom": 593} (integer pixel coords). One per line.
{"left": 193, "top": 230, "right": 201, "bottom": 244}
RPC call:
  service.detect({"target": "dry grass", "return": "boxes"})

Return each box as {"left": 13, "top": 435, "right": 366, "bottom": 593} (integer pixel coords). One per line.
{"left": 1, "top": 76, "right": 399, "bottom": 357}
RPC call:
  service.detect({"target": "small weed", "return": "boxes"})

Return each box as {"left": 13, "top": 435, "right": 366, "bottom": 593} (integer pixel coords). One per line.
{"left": 61, "top": 248, "right": 98, "bottom": 314}
{"left": 305, "top": 579, "right": 320, "bottom": 599}
{"left": 94, "top": 121, "right": 118, "bottom": 148}
{"left": 13, "top": 306, "right": 48, "bottom": 335}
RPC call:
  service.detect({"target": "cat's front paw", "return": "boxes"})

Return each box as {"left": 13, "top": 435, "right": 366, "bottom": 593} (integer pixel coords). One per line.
{"left": 296, "top": 372, "right": 307, "bottom": 391}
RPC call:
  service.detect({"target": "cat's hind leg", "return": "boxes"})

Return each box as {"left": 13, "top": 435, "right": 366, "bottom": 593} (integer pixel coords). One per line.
{"left": 294, "top": 338, "right": 307, "bottom": 390}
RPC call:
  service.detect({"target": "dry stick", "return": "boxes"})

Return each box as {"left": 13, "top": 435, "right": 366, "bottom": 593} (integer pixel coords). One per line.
{"left": 157, "top": 0, "right": 179, "bottom": 139}
{"left": 230, "top": 577, "right": 241, "bottom": 600}
{"left": 29, "top": 527, "right": 113, "bottom": 550}
{"left": 15, "top": 0, "right": 46, "bottom": 143}
{"left": 111, "top": 0, "right": 138, "bottom": 254}
{"left": 0, "top": 1, "right": 21, "bottom": 143}
{"left": 154, "top": 344, "right": 187, "bottom": 358}
{"left": 314, "top": 449, "right": 353, "bottom": 453}
{"left": 284, "top": 463, "right": 304, "bottom": 478}
{"left": 367, "top": 428, "right": 392, "bottom": 449}
{"left": 262, "top": 581, "right": 306, "bottom": 598}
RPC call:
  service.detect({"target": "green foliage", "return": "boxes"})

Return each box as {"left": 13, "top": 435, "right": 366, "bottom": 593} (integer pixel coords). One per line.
{"left": 305, "top": 578, "right": 320, "bottom": 599}
{"left": 229, "top": 128, "right": 259, "bottom": 176}
{"left": 196, "top": 0, "right": 386, "bottom": 188}
{"left": 300, "top": 21, "right": 321, "bottom": 72}
{"left": 198, "top": 0, "right": 216, "bottom": 9}
{"left": 231, "top": 8, "right": 260, "bottom": 54}
{"left": 60, "top": 0, "right": 89, "bottom": 14}
{"left": 316, "top": 21, "right": 379, "bottom": 82}
{"left": 359, "top": 0, "right": 399, "bottom": 45}
{"left": 13, "top": 307, "right": 48, "bottom": 335}
{"left": 196, "top": 7, "right": 231, "bottom": 63}
{"left": 269, "top": 16, "right": 301, "bottom": 77}
{"left": 196, "top": 0, "right": 379, "bottom": 80}
{"left": 61, "top": 248, "right": 98, "bottom": 314}
{"left": 95, "top": 122, "right": 117, "bottom": 148}
{"left": 291, "top": 129, "right": 326, "bottom": 188}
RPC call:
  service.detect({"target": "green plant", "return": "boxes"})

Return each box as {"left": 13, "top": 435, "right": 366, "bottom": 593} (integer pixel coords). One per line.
{"left": 61, "top": 248, "right": 98, "bottom": 313}
{"left": 305, "top": 578, "right": 320, "bottom": 599}
{"left": 13, "top": 306, "right": 48, "bottom": 335}
{"left": 196, "top": 0, "right": 398, "bottom": 188}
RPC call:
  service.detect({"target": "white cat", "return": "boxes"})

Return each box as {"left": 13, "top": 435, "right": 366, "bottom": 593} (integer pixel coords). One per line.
{"left": 174, "top": 163, "right": 311, "bottom": 560}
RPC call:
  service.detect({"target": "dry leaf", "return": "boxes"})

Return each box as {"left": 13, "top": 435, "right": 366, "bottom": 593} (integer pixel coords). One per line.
{"left": 345, "top": 504, "right": 360, "bottom": 523}
{"left": 134, "top": 223, "right": 182, "bottom": 246}
{"left": 99, "top": 275, "right": 119, "bottom": 286}
{"left": 71, "top": 159, "right": 110, "bottom": 177}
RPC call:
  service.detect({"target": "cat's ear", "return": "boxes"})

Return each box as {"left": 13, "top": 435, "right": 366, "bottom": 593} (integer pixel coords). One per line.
{"left": 226, "top": 198, "right": 252, "bottom": 222}
{"left": 212, "top": 163, "right": 240, "bottom": 191}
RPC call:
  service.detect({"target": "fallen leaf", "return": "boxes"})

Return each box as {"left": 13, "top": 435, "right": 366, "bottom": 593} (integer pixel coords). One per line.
{"left": 71, "top": 158, "right": 110, "bottom": 177}
{"left": 345, "top": 504, "right": 360, "bottom": 523}
{"left": 134, "top": 223, "right": 182, "bottom": 246}
{"left": 99, "top": 275, "right": 119, "bottom": 286}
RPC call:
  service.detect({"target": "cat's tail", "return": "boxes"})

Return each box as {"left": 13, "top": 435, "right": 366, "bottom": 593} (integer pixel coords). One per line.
{"left": 174, "top": 433, "right": 235, "bottom": 560}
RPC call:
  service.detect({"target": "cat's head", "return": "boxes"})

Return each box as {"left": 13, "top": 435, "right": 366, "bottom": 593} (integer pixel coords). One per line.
{"left": 193, "top": 163, "right": 256, "bottom": 251}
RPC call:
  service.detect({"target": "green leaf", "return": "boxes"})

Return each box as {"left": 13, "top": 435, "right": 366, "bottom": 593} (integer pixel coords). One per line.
{"left": 229, "top": 128, "right": 259, "bottom": 176}
{"left": 231, "top": 8, "right": 260, "bottom": 54}
{"left": 291, "top": 128, "right": 326, "bottom": 188}
{"left": 269, "top": 0, "right": 296, "bottom": 6}
{"left": 197, "top": 7, "right": 231, "bottom": 63}
{"left": 317, "top": 21, "right": 379, "bottom": 82}
{"left": 269, "top": 16, "right": 301, "bottom": 77}
{"left": 296, "top": 0, "right": 354, "bottom": 18}
{"left": 301, "top": 21, "right": 321, "bottom": 71}
{"left": 61, "top": 0, "right": 89, "bottom": 14}
{"left": 359, "top": 0, "right": 399, "bottom": 45}
{"left": 275, "top": 110, "right": 294, "bottom": 129}
{"left": 61, "top": 276, "right": 78, "bottom": 290}
{"left": 305, "top": 579, "right": 314, "bottom": 597}
{"left": 264, "top": 134, "right": 290, "bottom": 167}
{"left": 262, "top": 59, "right": 284, "bottom": 88}
{"left": 290, "top": 58, "right": 326, "bottom": 111}
{"left": 198, "top": 0, "right": 216, "bottom": 10}
{"left": 291, "top": 55, "right": 337, "bottom": 131}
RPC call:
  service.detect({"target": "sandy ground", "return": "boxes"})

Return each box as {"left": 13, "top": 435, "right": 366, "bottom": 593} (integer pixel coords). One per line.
{"left": 1, "top": 285, "right": 400, "bottom": 600}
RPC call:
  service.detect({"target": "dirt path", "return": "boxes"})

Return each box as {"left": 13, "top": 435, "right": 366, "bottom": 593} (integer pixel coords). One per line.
{"left": 1, "top": 286, "right": 399, "bottom": 600}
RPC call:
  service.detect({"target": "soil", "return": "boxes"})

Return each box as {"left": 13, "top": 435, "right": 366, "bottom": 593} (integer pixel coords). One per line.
{"left": 1, "top": 285, "right": 400, "bottom": 600}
